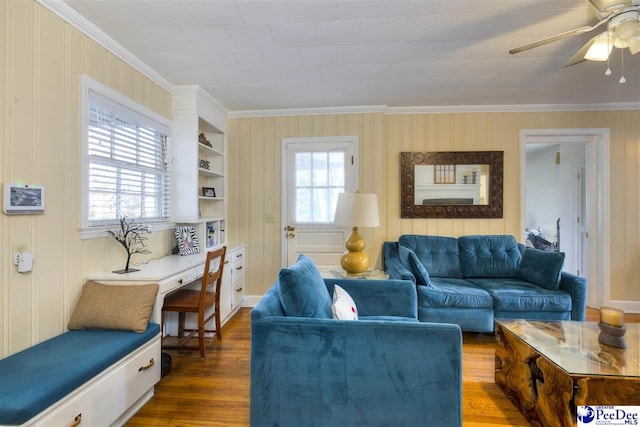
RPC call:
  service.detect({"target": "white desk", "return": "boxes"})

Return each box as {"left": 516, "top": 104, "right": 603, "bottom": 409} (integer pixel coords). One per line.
{"left": 87, "top": 253, "right": 209, "bottom": 324}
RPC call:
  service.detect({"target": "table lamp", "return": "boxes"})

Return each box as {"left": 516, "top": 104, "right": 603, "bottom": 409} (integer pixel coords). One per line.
{"left": 333, "top": 192, "right": 380, "bottom": 276}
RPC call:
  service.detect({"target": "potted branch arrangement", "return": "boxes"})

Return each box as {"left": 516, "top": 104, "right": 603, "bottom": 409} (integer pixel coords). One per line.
{"left": 107, "top": 215, "right": 152, "bottom": 274}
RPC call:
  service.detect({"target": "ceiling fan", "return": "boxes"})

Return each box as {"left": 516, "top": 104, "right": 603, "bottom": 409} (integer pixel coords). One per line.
{"left": 510, "top": 0, "right": 640, "bottom": 68}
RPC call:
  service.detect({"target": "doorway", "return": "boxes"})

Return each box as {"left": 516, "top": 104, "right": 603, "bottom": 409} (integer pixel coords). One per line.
{"left": 520, "top": 129, "right": 610, "bottom": 309}
{"left": 524, "top": 143, "right": 586, "bottom": 277}
{"left": 281, "top": 136, "right": 358, "bottom": 267}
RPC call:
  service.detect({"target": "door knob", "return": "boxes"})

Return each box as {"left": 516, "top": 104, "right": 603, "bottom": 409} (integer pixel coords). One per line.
{"left": 285, "top": 225, "right": 296, "bottom": 238}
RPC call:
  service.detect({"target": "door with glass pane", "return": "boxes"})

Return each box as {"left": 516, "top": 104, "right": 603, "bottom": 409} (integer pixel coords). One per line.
{"left": 282, "top": 137, "right": 357, "bottom": 267}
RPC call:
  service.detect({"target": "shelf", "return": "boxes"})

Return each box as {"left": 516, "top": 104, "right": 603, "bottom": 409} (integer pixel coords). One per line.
{"left": 198, "top": 167, "right": 224, "bottom": 177}
{"left": 198, "top": 143, "right": 223, "bottom": 157}
{"left": 198, "top": 196, "right": 225, "bottom": 201}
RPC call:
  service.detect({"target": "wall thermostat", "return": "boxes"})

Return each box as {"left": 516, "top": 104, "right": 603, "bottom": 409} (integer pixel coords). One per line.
{"left": 3, "top": 183, "right": 45, "bottom": 214}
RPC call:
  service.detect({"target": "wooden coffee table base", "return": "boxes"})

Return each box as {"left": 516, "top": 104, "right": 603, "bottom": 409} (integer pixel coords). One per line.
{"left": 495, "top": 322, "right": 640, "bottom": 427}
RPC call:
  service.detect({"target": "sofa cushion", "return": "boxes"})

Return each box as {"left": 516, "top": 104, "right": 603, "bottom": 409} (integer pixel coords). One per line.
{"left": 332, "top": 285, "right": 358, "bottom": 320}
{"left": 468, "top": 278, "right": 572, "bottom": 312}
{"left": 398, "top": 244, "right": 432, "bottom": 286}
{"left": 517, "top": 248, "right": 565, "bottom": 290}
{"left": 458, "top": 235, "right": 522, "bottom": 278}
{"left": 399, "top": 235, "right": 463, "bottom": 278}
{"left": 359, "top": 315, "right": 420, "bottom": 322}
{"left": 278, "top": 254, "right": 332, "bottom": 318}
{"left": 417, "top": 278, "right": 494, "bottom": 309}
{"left": 68, "top": 282, "right": 159, "bottom": 333}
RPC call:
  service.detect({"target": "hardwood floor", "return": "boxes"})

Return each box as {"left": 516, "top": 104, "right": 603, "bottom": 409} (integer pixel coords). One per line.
{"left": 127, "top": 308, "right": 639, "bottom": 426}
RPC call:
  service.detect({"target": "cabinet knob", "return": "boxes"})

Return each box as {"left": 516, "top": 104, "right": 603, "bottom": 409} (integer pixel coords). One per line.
{"left": 236, "top": 253, "right": 243, "bottom": 258}
{"left": 70, "top": 413, "right": 82, "bottom": 427}
{"left": 236, "top": 287, "right": 243, "bottom": 292}
{"left": 236, "top": 266, "right": 243, "bottom": 271}
{"left": 177, "top": 279, "right": 183, "bottom": 284}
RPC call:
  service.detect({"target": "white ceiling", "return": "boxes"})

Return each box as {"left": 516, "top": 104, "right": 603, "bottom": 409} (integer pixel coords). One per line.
{"left": 62, "top": 0, "right": 640, "bottom": 112}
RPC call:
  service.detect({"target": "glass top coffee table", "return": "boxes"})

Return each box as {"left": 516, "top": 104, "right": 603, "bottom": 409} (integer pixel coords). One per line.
{"left": 495, "top": 320, "right": 639, "bottom": 427}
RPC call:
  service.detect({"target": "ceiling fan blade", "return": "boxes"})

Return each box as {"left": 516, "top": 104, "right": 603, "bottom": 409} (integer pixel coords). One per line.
{"left": 563, "top": 36, "right": 598, "bottom": 67}
{"left": 509, "top": 17, "right": 609, "bottom": 55}
{"left": 588, "top": 0, "right": 632, "bottom": 14}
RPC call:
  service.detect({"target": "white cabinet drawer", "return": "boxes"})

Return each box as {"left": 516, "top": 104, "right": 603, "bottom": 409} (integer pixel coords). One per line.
{"left": 34, "top": 336, "right": 160, "bottom": 427}
{"left": 230, "top": 248, "right": 245, "bottom": 284}
{"left": 232, "top": 280, "right": 245, "bottom": 310}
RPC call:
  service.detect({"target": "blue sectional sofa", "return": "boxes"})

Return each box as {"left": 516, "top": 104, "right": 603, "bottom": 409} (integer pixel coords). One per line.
{"left": 384, "top": 235, "right": 587, "bottom": 333}
{"left": 250, "top": 255, "right": 463, "bottom": 427}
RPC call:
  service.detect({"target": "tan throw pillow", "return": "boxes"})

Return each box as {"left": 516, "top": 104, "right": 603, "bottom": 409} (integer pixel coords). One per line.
{"left": 68, "top": 282, "right": 159, "bottom": 333}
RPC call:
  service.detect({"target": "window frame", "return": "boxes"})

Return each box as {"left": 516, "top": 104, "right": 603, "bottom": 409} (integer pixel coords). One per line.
{"left": 80, "top": 75, "right": 174, "bottom": 239}
{"left": 282, "top": 136, "right": 358, "bottom": 230}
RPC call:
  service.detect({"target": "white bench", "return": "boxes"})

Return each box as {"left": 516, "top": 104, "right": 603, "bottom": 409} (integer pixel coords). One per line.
{"left": 0, "top": 324, "right": 160, "bottom": 426}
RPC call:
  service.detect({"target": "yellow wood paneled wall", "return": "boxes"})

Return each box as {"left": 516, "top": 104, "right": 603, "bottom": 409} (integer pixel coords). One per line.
{"left": 228, "top": 110, "right": 640, "bottom": 303}
{"left": 227, "top": 114, "right": 385, "bottom": 297}
{"left": 0, "top": 1, "right": 172, "bottom": 357}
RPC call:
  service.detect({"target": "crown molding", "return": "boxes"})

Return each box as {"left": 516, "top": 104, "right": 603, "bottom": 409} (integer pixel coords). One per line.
{"left": 229, "top": 102, "right": 639, "bottom": 118}
{"left": 228, "top": 105, "right": 387, "bottom": 118}
{"left": 384, "top": 102, "right": 640, "bottom": 114}
{"left": 36, "top": 0, "right": 173, "bottom": 93}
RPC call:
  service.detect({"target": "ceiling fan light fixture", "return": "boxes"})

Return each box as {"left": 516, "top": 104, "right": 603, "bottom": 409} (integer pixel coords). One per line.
{"left": 628, "top": 37, "right": 640, "bottom": 53}
{"left": 585, "top": 33, "right": 613, "bottom": 60}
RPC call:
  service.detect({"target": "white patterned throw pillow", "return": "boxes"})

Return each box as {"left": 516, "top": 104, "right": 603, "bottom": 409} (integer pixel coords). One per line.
{"left": 332, "top": 285, "right": 358, "bottom": 320}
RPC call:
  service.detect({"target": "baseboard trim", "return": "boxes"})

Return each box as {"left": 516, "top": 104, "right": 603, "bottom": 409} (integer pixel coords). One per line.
{"left": 242, "top": 295, "right": 262, "bottom": 308}
{"left": 605, "top": 300, "right": 640, "bottom": 313}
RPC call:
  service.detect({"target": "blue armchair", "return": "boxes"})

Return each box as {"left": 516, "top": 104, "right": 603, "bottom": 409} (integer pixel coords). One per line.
{"left": 251, "top": 271, "right": 463, "bottom": 427}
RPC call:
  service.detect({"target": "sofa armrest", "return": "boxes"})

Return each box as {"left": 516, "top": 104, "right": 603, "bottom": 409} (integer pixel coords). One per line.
{"left": 559, "top": 271, "right": 587, "bottom": 321}
{"left": 324, "top": 278, "right": 417, "bottom": 319}
{"left": 250, "top": 317, "right": 462, "bottom": 427}
{"left": 383, "top": 241, "right": 416, "bottom": 284}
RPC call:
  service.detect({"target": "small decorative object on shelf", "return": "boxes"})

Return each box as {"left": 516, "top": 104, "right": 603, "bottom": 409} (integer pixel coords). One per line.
{"left": 202, "top": 187, "right": 216, "bottom": 198}
{"left": 174, "top": 226, "right": 200, "bottom": 256}
{"left": 471, "top": 168, "right": 477, "bottom": 184}
{"left": 463, "top": 171, "right": 469, "bottom": 184}
{"left": 198, "top": 132, "right": 212, "bottom": 148}
{"left": 207, "top": 225, "right": 216, "bottom": 247}
{"left": 198, "top": 159, "right": 210, "bottom": 170}
{"left": 598, "top": 306, "right": 627, "bottom": 348}
{"left": 107, "top": 215, "right": 151, "bottom": 274}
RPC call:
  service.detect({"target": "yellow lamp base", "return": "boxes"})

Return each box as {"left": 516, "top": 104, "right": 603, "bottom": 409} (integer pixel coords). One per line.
{"left": 340, "top": 226, "right": 370, "bottom": 275}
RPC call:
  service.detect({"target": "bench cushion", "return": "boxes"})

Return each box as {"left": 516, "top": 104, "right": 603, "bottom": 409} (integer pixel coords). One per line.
{"left": 0, "top": 323, "right": 160, "bottom": 425}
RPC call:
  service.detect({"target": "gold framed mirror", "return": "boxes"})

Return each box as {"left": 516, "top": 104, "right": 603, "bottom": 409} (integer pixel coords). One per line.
{"left": 400, "top": 151, "right": 503, "bottom": 218}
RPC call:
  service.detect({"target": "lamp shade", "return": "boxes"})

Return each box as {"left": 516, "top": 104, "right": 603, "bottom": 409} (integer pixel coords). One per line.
{"left": 585, "top": 32, "right": 612, "bottom": 61}
{"left": 333, "top": 192, "right": 380, "bottom": 228}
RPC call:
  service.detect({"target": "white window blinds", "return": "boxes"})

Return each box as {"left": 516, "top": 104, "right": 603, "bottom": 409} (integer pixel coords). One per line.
{"left": 87, "top": 90, "right": 170, "bottom": 227}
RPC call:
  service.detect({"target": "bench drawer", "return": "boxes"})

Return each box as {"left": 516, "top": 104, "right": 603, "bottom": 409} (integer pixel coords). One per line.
{"left": 32, "top": 335, "right": 160, "bottom": 427}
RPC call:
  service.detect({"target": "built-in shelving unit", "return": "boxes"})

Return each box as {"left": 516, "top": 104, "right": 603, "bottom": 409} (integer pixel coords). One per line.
{"left": 172, "top": 85, "right": 228, "bottom": 248}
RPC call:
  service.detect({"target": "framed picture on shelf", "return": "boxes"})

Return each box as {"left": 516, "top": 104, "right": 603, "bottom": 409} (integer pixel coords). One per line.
{"left": 174, "top": 226, "right": 200, "bottom": 256}
{"left": 202, "top": 187, "right": 216, "bottom": 198}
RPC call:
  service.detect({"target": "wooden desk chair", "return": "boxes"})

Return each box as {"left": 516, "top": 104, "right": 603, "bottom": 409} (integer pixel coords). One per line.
{"left": 161, "top": 246, "right": 227, "bottom": 359}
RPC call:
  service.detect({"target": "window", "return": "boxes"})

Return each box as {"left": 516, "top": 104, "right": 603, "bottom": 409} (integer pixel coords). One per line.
{"left": 434, "top": 164, "right": 456, "bottom": 184}
{"left": 294, "top": 150, "right": 346, "bottom": 224}
{"left": 82, "top": 77, "right": 171, "bottom": 235}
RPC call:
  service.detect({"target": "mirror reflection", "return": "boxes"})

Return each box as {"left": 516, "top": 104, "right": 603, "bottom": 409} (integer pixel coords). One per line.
{"left": 414, "top": 164, "right": 490, "bottom": 206}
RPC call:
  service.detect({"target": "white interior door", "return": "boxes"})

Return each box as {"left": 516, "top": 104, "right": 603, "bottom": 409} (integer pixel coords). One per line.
{"left": 282, "top": 136, "right": 358, "bottom": 267}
